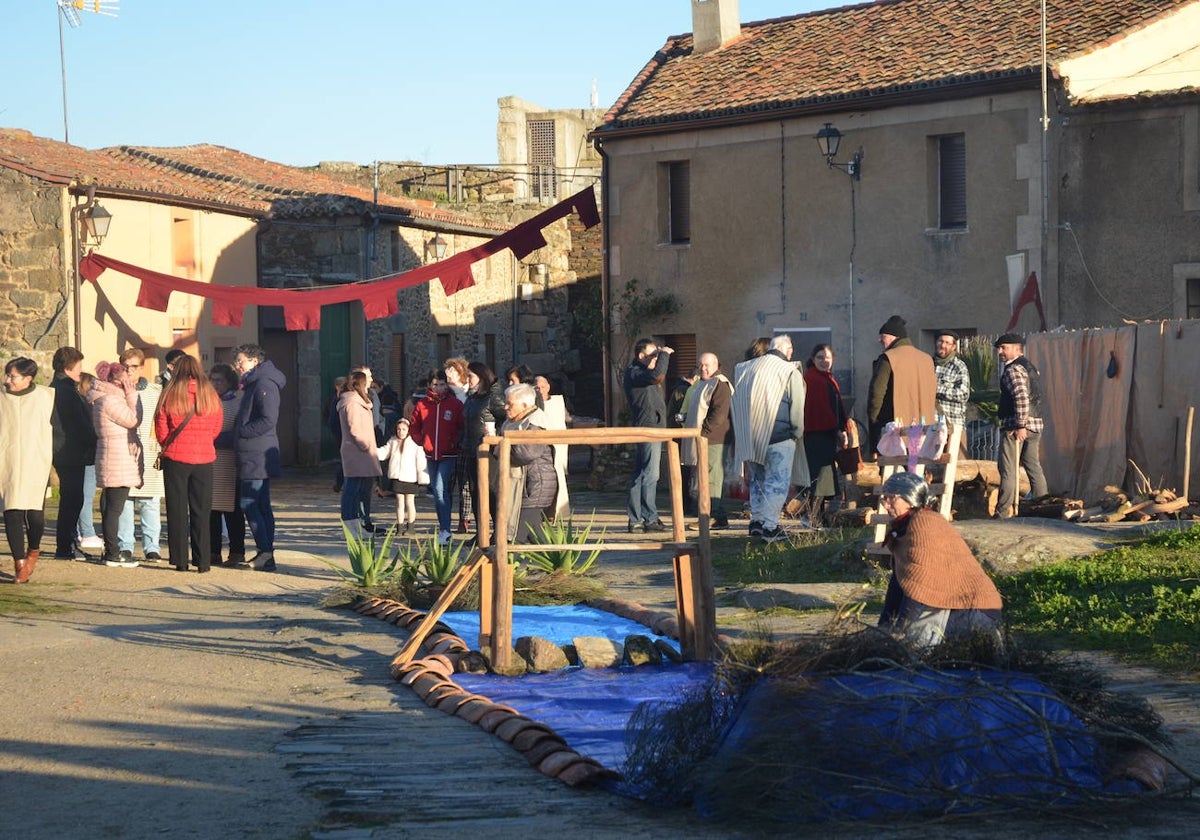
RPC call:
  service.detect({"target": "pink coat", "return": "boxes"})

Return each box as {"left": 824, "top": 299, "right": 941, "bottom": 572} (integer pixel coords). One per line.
{"left": 338, "top": 390, "right": 382, "bottom": 478}
{"left": 89, "top": 380, "right": 142, "bottom": 489}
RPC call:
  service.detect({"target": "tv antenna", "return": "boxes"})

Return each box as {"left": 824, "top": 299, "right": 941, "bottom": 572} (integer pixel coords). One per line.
{"left": 57, "top": 0, "right": 119, "bottom": 143}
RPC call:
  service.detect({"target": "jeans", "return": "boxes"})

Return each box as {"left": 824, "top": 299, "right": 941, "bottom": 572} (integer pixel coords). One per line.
{"left": 428, "top": 458, "right": 456, "bottom": 534}
{"left": 340, "top": 476, "right": 374, "bottom": 524}
{"left": 996, "top": 430, "right": 1048, "bottom": 516}
{"left": 119, "top": 496, "right": 161, "bottom": 554}
{"left": 746, "top": 438, "right": 795, "bottom": 530}
{"left": 54, "top": 463, "right": 86, "bottom": 556}
{"left": 626, "top": 440, "right": 662, "bottom": 525}
{"left": 77, "top": 464, "right": 98, "bottom": 539}
{"left": 238, "top": 478, "right": 275, "bottom": 553}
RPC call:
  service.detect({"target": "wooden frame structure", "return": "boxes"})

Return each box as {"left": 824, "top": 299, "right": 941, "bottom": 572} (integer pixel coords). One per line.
{"left": 867, "top": 424, "right": 963, "bottom": 556}
{"left": 393, "top": 427, "right": 717, "bottom": 671}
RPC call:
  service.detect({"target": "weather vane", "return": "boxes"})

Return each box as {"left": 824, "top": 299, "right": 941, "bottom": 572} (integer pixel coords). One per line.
{"left": 57, "top": 0, "right": 120, "bottom": 143}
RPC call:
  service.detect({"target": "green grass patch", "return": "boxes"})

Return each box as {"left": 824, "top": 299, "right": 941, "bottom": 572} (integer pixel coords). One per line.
{"left": 710, "top": 526, "right": 879, "bottom": 586}
{"left": 997, "top": 526, "right": 1200, "bottom": 673}
{"left": 0, "top": 589, "right": 71, "bottom": 616}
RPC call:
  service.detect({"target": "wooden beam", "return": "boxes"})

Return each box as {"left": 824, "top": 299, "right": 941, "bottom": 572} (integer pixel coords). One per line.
{"left": 391, "top": 548, "right": 490, "bottom": 670}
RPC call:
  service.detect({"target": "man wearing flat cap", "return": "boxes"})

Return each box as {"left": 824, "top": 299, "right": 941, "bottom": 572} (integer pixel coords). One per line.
{"left": 934, "top": 329, "right": 971, "bottom": 460}
{"left": 866, "top": 315, "right": 936, "bottom": 455}
{"left": 995, "top": 333, "right": 1047, "bottom": 518}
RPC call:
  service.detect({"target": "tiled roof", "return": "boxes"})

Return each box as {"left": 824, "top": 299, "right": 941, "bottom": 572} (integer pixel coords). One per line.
{"left": 598, "top": 0, "right": 1193, "bottom": 133}
{"left": 0, "top": 128, "right": 502, "bottom": 231}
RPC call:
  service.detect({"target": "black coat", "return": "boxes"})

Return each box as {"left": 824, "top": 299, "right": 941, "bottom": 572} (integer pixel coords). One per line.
{"left": 231, "top": 360, "right": 286, "bottom": 480}
{"left": 51, "top": 373, "right": 97, "bottom": 467}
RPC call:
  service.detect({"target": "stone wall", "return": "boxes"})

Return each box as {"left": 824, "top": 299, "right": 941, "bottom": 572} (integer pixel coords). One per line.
{"left": 0, "top": 169, "right": 70, "bottom": 361}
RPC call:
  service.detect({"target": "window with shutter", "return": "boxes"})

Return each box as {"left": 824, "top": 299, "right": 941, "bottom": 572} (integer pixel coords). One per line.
{"left": 938, "top": 134, "right": 967, "bottom": 230}
{"left": 529, "top": 119, "right": 557, "bottom": 201}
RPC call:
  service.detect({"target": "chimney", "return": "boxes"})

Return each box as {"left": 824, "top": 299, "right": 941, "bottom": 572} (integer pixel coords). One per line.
{"left": 692, "top": 0, "right": 741, "bottom": 54}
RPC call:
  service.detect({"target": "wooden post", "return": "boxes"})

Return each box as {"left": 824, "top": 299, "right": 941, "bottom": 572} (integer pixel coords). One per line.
{"left": 491, "top": 438, "right": 513, "bottom": 671}
{"left": 690, "top": 440, "right": 716, "bottom": 659}
{"left": 666, "top": 439, "right": 685, "bottom": 543}
{"left": 673, "top": 550, "right": 697, "bottom": 659}
{"left": 475, "top": 441, "right": 492, "bottom": 550}
{"left": 1184, "top": 406, "right": 1195, "bottom": 501}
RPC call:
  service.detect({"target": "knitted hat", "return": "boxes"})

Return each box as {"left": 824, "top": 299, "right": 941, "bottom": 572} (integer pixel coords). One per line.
{"left": 95, "top": 361, "right": 126, "bottom": 382}
{"left": 994, "top": 332, "right": 1024, "bottom": 348}
{"left": 879, "top": 315, "right": 907, "bottom": 339}
{"left": 882, "top": 470, "right": 929, "bottom": 508}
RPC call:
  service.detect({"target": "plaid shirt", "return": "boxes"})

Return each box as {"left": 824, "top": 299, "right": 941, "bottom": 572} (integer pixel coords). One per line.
{"left": 999, "top": 357, "right": 1044, "bottom": 433}
{"left": 934, "top": 355, "right": 970, "bottom": 427}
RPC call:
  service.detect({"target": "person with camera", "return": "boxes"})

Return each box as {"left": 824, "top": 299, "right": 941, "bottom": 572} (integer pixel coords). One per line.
{"left": 623, "top": 338, "right": 673, "bottom": 533}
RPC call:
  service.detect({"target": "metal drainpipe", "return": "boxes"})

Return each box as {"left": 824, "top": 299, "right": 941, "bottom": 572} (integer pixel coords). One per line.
{"left": 69, "top": 185, "right": 97, "bottom": 350}
{"left": 595, "top": 139, "right": 612, "bottom": 426}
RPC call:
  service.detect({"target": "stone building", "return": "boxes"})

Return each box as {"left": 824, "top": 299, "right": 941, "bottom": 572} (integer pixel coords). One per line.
{"left": 593, "top": 0, "right": 1200, "bottom": 420}
{"left": 0, "top": 128, "right": 596, "bottom": 465}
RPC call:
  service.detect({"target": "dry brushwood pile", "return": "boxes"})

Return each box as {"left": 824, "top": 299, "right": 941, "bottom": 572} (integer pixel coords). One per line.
{"left": 622, "top": 625, "right": 1197, "bottom": 825}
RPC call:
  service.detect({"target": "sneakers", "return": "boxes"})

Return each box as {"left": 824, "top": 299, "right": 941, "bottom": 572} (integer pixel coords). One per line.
{"left": 760, "top": 525, "right": 787, "bottom": 544}
{"left": 224, "top": 553, "right": 249, "bottom": 567}
{"left": 104, "top": 551, "right": 139, "bottom": 568}
{"left": 251, "top": 551, "right": 276, "bottom": 572}
{"left": 144, "top": 551, "right": 163, "bottom": 562}
{"left": 712, "top": 518, "right": 730, "bottom": 530}
{"left": 627, "top": 521, "right": 643, "bottom": 534}
{"left": 78, "top": 535, "right": 104, "bottom": 550}
{"left": 437, "top": 530, "right": 452, "bottom": 545}
{"left": 748, "top": 521, "right": 764, "bottom": 537}
{"left": 645, "top": 520, "right": 668, "bottom": 532}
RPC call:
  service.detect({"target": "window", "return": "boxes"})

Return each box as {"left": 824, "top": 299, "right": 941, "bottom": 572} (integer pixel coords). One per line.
{"left": 1189, "top": 278, "right": 1200, "bottom": 319}
{"left": 172, "top": 215, "right": 195, "bottom": 277}
{"left": 529, "top": 119, "right": 557, "bottom": 201}
{"left": 935, "top": 134, "right": 967, "bottom": 230}
{"left": 659, "top": 161, "right": 691, "bottom": 244}
{"left": 660, "top": 333, "right": 697, "bottom": 381}
{"left": 435, "top": 333, "right": 452, "bottom": 366}
{"left": 390, "top": 333, "right": 405, "bottom": 398}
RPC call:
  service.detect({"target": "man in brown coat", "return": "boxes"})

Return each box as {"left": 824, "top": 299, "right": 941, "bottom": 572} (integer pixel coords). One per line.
{"left": 867, "top": 315, "right": 937, "bottom": 455}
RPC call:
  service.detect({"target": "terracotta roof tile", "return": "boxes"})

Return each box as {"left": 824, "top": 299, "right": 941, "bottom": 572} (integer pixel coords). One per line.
{"left": 599, "top": 0, "right": 1192, "bottom": 133}
{"left": 0, "top": 128, "right": 501, "bottom": 231}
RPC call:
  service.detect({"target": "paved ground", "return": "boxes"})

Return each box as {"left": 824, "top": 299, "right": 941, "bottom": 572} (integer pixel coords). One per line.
{"left": 1, "top": 470, "right": 1197, "bottom": 839}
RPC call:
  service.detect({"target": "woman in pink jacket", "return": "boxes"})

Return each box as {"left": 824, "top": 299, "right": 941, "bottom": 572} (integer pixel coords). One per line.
{"left": 89, "top": 361, "right": 141, "bottom": 567}
{"left": 338, "top": 370, "right": 382, "bottom": 536}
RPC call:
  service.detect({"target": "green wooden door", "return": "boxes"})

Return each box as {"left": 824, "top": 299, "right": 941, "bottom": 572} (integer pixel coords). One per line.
{"left": 319, "top": 303, "right": 353, "bottom": 461}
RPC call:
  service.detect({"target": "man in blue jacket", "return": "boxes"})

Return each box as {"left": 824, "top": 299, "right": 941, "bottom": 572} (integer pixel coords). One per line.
{"left": 623, "top": 338, "right": 672, "bottom": 533}
{"left": 228, "top": 344, "right": 286, "bottom": 571}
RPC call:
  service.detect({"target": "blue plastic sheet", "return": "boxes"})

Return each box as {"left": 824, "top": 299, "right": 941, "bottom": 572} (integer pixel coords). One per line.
{"left": 439, "top": 604, "right": 679, "bottom": 651}
{"left": 440, "top": 607, "right": 1141, "bottom": 819}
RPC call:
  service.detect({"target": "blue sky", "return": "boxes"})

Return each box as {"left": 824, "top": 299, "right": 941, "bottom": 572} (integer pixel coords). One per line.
{"left": 2, "top": 0, "right": 828, "bottom": 167}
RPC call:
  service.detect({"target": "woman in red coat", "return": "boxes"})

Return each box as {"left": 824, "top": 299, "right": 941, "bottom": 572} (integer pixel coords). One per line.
{"left": 154, "top": 355, "right": 223, "bottom": 572}
{"left": 802, "top": 343, "right": 850, "bottom": 521}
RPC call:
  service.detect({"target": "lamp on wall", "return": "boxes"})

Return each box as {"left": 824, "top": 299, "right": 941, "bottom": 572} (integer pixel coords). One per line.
{"left": 425, "top": 233, "right": 448, "bottom": 262}
{"left": 82, "top": 201, "right": 112, "bottom": 245}
{"left": 815, "top": 122, "right": 863, "bottom": 180}
{"left": 69, "top": 185, "right": 116, "bottom": 349}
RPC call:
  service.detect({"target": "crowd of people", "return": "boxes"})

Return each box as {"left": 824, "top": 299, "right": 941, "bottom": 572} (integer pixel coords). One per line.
{"left": 625, "top": 319, "right": 1045, "bottom": 647}
{"left": 2, "top": 343, "right": 284, "bottom": 584}
{"left": 331, "top": 357, "right": 571, "bottom": 547}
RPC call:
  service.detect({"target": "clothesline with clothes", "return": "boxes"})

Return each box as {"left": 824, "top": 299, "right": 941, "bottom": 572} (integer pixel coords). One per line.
{"left": 78, "top": 186, "right": 600, "bottom": 332}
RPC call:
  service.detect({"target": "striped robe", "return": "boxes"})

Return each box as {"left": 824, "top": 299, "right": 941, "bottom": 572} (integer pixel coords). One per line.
{"left": 731, "top": 352, "right": 811, "bottom": 487}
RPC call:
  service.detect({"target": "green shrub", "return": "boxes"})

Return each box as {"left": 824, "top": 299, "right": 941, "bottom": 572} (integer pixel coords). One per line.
{"left": 317, "top": 524, "right": 401, "bottom": 588}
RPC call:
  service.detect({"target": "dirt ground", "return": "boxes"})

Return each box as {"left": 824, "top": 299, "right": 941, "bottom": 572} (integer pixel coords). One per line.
{"left": 1, "top": 473, "right": 1198, "bottom": 839}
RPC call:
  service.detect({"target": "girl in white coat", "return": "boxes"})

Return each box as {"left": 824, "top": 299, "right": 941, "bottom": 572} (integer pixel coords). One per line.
{"left": 377, "top": 417, "right": 428, "bottom": 534}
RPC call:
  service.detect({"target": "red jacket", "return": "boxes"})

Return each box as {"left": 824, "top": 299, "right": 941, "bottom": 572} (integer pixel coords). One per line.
{"left": 409, "top": 388, "right": 464, "bottom": 461}
{"left": 153, "top": 381, "right": 223, "bottom": 465}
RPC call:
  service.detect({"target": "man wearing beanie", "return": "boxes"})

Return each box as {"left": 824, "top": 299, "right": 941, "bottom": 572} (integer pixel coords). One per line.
{"left": 934, "top": 329, "right": 971, "bottom": 460}
{"left": 866, "top": 315, "right": 936, "bottom": 454}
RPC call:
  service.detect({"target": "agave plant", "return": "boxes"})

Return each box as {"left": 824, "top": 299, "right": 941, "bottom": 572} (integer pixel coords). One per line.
{"left": 522, "top": 514, "right": 604, "bottom": 575}
{"left": 400, "top": 537, "right": 467, "bottom": 587}
{"left": 314, "top": 523, "right": 401, "bottom": 587}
